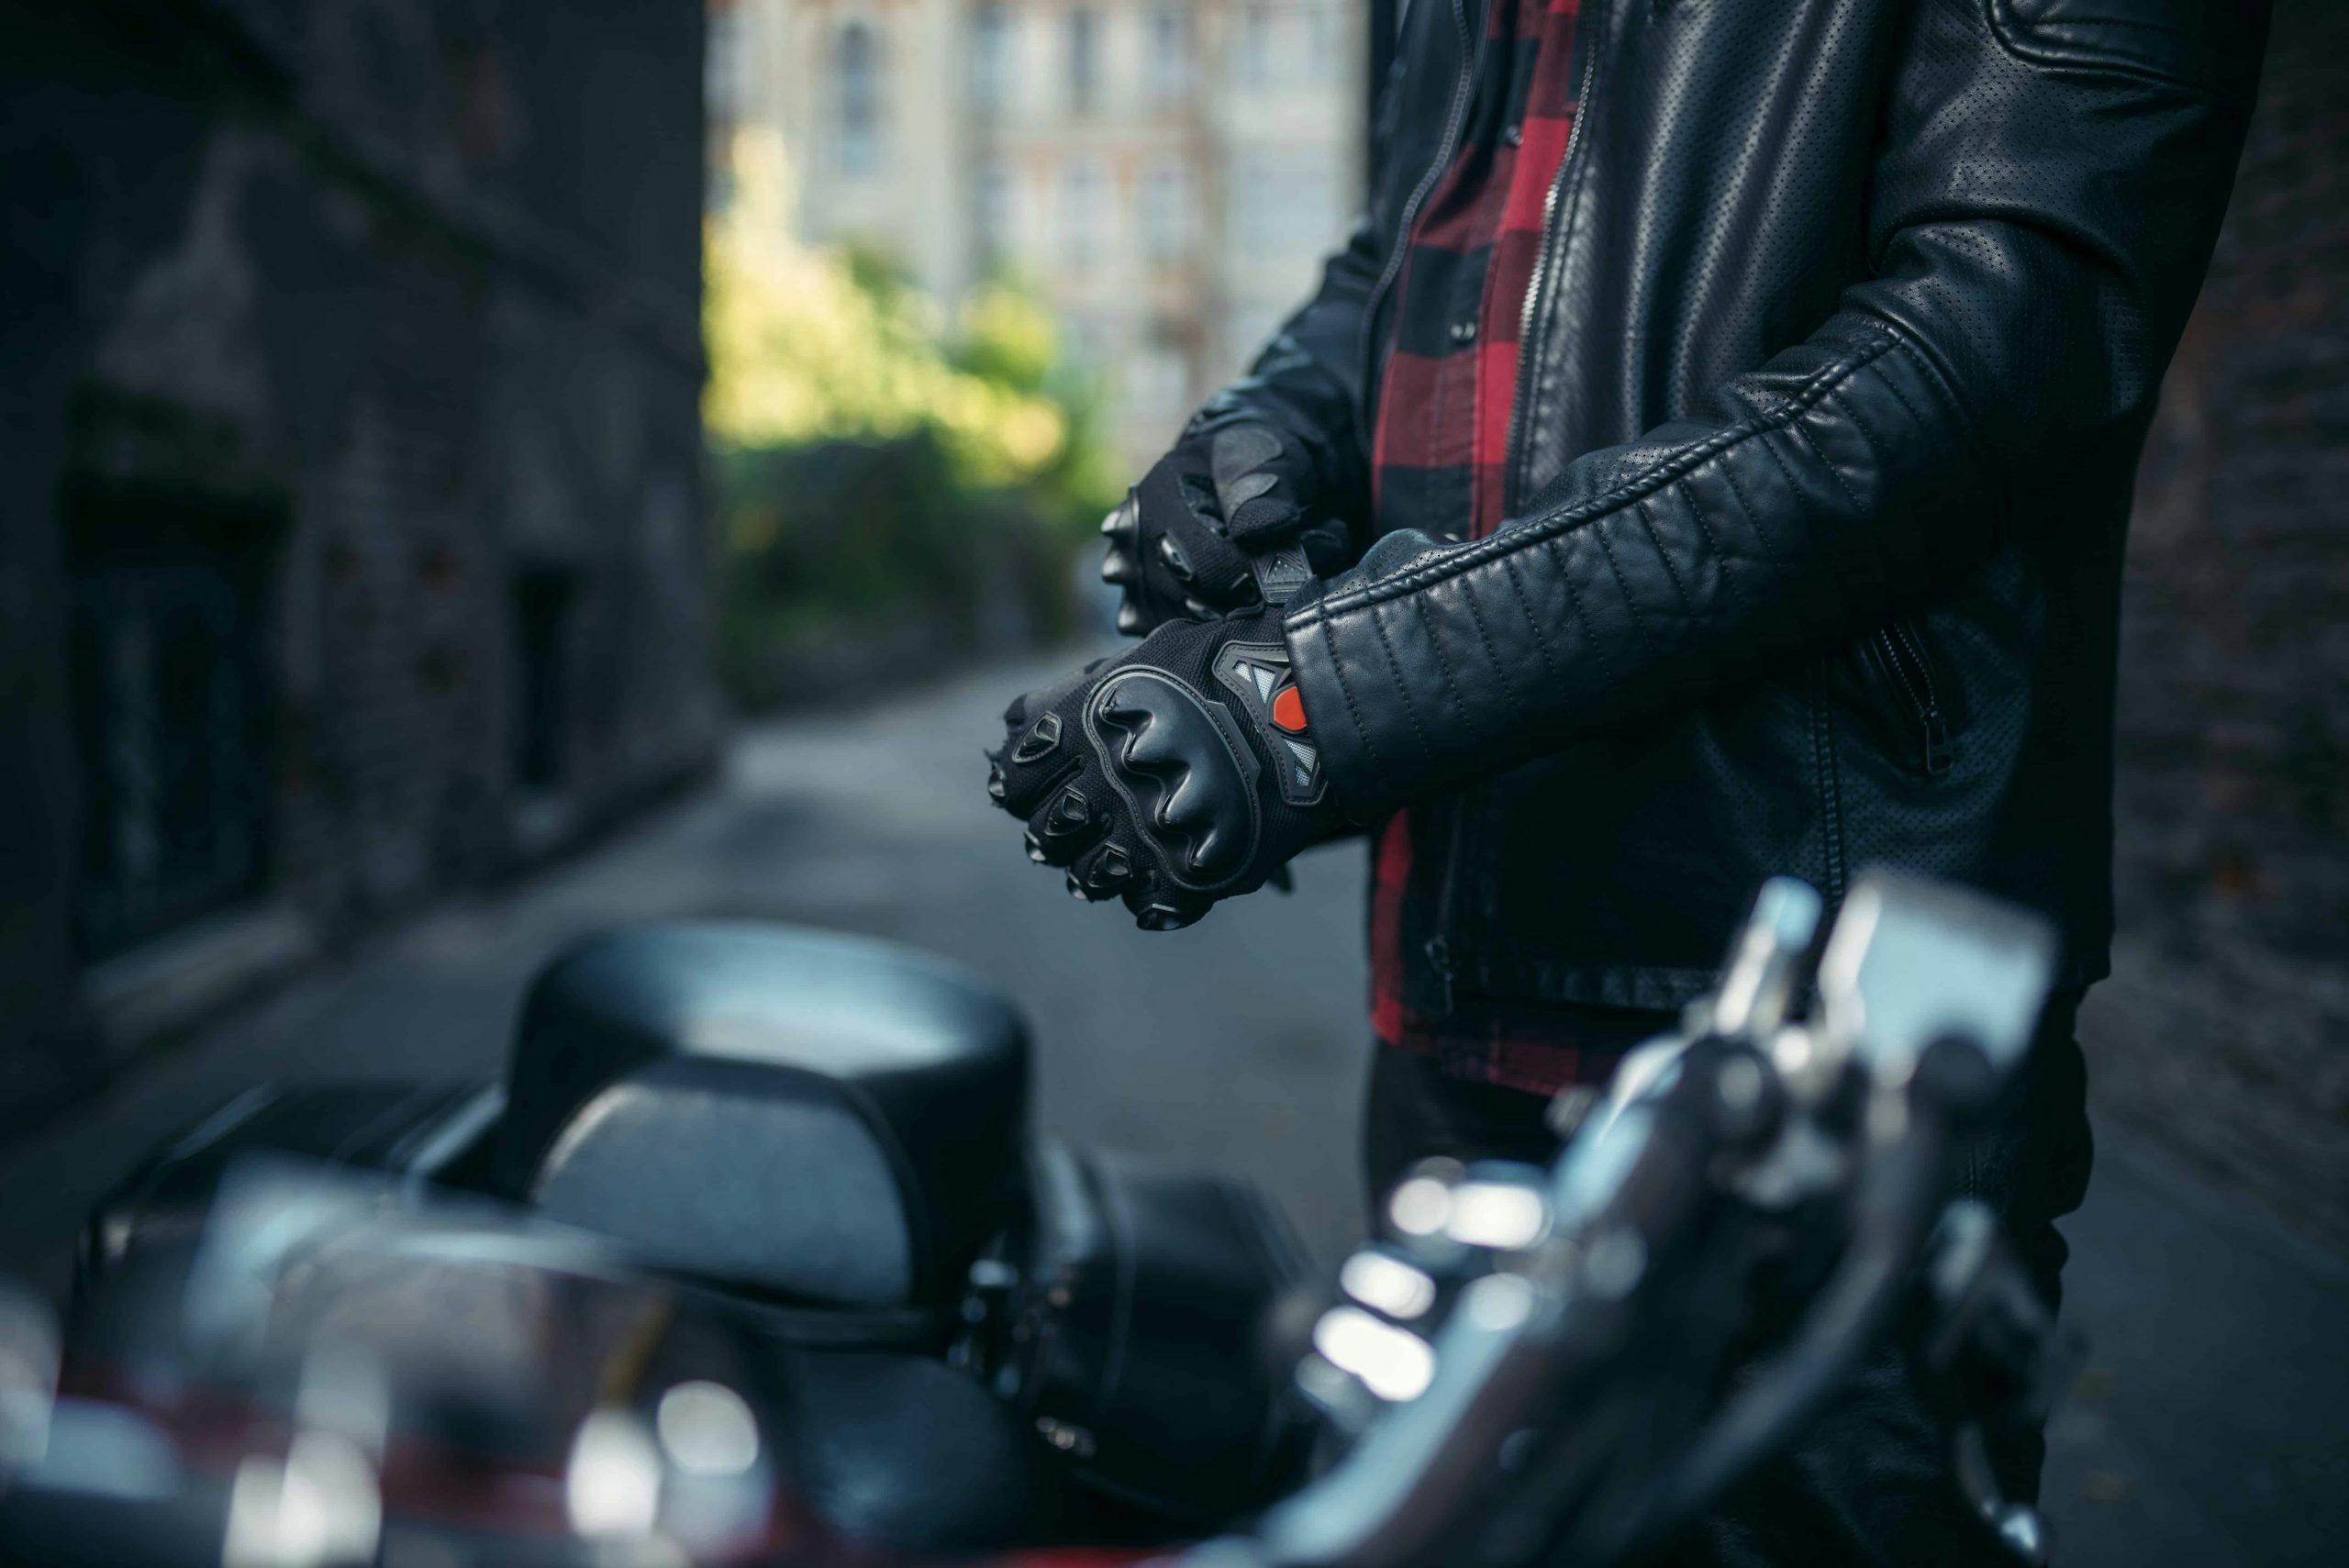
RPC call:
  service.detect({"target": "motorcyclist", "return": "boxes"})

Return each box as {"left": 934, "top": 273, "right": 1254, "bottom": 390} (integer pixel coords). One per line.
{"left": 987, "top": 2, "right": 2266, "bottom": 1562}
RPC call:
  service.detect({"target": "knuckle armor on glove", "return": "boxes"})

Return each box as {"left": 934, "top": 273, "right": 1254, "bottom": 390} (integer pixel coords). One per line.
{"left": 986, "top": 606, "right": 1351, "bottom": 929}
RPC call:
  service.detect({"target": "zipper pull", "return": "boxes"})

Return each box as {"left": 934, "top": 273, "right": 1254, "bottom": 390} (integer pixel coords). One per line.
{"left": 1423, "top": 936, "right": 1457, "bottom": 1016}
{"left": 1920, "top": 706, "right": 1953, "bottom": 776}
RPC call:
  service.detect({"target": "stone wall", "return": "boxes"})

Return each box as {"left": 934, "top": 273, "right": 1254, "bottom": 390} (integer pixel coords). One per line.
{"left": 0, "top": 0, "right": 716, "bottom": 1131}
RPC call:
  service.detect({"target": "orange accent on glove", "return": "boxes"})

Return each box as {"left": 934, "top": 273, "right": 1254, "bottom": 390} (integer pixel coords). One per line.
{"left": 1271, "top": 684, "right": 1308, "bottom": 734}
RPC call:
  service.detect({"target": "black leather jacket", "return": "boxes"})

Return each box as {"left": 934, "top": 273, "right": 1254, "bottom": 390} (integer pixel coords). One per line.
{"left": 1219, "top": 0, "right": 2265, "bottom": 1014}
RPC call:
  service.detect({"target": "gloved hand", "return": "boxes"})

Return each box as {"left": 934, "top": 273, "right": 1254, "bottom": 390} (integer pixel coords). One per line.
{"left": 1100, "top": 420, "right": 1353, "bottom": 634}
{"left": 986, "top": 606, "right": 1355, "bottom": 929}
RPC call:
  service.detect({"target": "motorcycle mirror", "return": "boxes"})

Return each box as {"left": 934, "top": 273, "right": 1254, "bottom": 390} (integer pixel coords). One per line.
{"left": 1815, "top": 870, "right": 2056, "bottom": 1084}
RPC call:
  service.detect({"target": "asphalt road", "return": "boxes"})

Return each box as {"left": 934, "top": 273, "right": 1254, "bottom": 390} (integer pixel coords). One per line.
{"left": 2, "top": 652, "right": 2341, "bottom": 1564}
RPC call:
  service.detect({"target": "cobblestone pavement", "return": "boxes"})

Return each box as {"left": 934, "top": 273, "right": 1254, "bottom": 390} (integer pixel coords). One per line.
{"left": 2, "top": 653, "right": 2341, "bottom": 1565}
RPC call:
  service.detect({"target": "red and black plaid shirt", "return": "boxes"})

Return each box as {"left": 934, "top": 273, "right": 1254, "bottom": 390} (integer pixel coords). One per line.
{"left": 1364, "top": 0, "right": 1664, "bottom": 1095}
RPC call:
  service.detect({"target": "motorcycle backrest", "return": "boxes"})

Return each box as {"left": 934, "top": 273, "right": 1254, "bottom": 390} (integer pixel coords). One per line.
{"left": 499, "top": 922, "right": 1031, "bottom": 1314}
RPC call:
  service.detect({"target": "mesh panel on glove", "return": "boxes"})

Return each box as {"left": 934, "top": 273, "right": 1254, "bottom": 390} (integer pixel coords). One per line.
{"left": 1098, "top": 422, "right": 1354, "bottom": 635}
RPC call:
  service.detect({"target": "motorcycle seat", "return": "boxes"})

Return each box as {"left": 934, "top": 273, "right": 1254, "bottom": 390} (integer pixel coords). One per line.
{"left": 499, "top": 921, "right": 1030, "bottom": 1316}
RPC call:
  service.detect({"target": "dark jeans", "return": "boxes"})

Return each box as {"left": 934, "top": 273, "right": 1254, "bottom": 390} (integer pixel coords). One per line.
{"left": 1362, "top": 996, "right": 2093, "bottom": 1568}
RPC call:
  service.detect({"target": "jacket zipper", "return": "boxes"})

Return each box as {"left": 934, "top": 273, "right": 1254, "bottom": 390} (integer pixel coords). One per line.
{"left": 1501, "top": 1, "right": 1606, "bottom": 514}
{"left": 1419, "top": 5, "right": 1607, "bottom": 1016}
{"left": 1872, "top": 618, "right": 1954, "bottom": 776}
{"left": 1354, "top": 0, "right": 1478, "bottom": 451}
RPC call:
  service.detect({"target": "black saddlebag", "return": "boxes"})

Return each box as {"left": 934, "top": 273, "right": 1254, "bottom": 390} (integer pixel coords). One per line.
{"left": 975, "top": 1140, "right": 1315, "bottom": 1525}
{"left": 500, "top": 921, "right": 1031, "bottom": 1321}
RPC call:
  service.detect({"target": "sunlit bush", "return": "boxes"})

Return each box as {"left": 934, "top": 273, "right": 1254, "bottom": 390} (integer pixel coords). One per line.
{"left": 704, "top": 134, "right": 1119, "bottom": 706}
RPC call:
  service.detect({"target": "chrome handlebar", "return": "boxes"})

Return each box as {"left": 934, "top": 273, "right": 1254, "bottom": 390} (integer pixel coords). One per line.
{"left": 1215, "top": 870, "right": 2064, "bottom": 1568}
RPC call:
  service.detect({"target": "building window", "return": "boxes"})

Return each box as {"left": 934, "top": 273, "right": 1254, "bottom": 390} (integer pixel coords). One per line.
{"left": 1062, "top": 155, "right": 1110, "bottom": 270}
{"left": 1143, "top": 6, "right": 1194, "bottom": 106}
{"left": 1235, "top": 2, "right": 1277, "bottom": 87}
{"left": 1126, "top": 336, "right": 1192, "bottom": 432}
{"left": 1141, "top": 156, "right": 1194, "bottom": 261}
{"left": 1066, "top": 7, "right": 1100, "bottom": 116}
{"left": 976, "top": 159, "right": 1018, "bottom": 264}
{"left": 836, "top": 20, "right": 885, "bottom": 175}
{"left": 1304, "top": 0, "right": 1340, "bottom": 81}
{"left": 68, "top": 502, "right": 273, "bottom": 963}
{"left": 1229, "top": 152, "right": 1340, "bottom": 256}
{"left": 971, "top": 5, "right": 1013, "bottom": 112}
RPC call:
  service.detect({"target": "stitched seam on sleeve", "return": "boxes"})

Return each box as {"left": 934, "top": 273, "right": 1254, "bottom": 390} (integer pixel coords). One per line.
{"left": 1865, "top": 352, "right": 1932, "bottom": 445}
{"left": 1543, "top": 536, "right": 1615, "bottom": 687}
{"left": 1368, "top": 600, "right": 1438, "bottom": 764}
{"left": 1455, "top": 569, "right": 1531, "bottom": 729}
{"left": 1821, "top": 385, "right": 1888, "bottom": 471}
{"left": 1318, "top": 614, "right": 1395, "bottom": 801}
{"left": 1631, "top": 497, "right": 1699, "bottom": 623}
{"left": 1675, "top": 476, "right": 1744, "bottom": 618}
{"left": 1299, "top": 330, "right": 1899, "bottom": 622}
{"left": 1784, "top": 414, "right": 1869, "bottom": 521}
{"left": 1419, "top": 583, "right": 1475, "bottom": 735}
{"left": 1588, "top": 526, "right": 1649, "bottom": 646}
{"left": 1496, "top": 548, "right": 1561, "bottom": 689}
{"left": 1752, "top": 424, "right": 1828, "bottom": 545}
{"left": 1820, "top": 384, "right": 1907, "bottom": 592}
{"left": 1716, "top": 457, "right": 1782, "bottom": 568}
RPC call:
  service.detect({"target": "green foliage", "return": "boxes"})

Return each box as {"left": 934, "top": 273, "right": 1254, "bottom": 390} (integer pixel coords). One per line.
{"left": 704, "top": 133, "right": 1119, "bottom": 708}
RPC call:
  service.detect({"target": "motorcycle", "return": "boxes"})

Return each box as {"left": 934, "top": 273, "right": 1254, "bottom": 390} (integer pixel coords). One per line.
{"left": 0, "top": 868, "right": 2076, "bottom": 1567}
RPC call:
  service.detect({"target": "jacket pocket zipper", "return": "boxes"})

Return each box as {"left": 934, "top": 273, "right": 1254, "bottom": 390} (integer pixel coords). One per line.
{"left": 1870, "top": 617, "right": 1953, "bottom": 777}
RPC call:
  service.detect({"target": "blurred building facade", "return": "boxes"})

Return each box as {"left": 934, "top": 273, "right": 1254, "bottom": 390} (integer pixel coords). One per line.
{"left": 708, "top": 0, "right": 1365, "bottom": 472}
{"left": 0, "top": 0, "right": 717, "bottom": 1129}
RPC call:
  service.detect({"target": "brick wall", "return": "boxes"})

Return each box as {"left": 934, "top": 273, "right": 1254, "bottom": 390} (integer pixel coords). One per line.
{"left": 2120, "top": 0, "right": 2347, "bottom": 960}
{"left": 2090, "top": 0, "right": 2349, "bottom": 1246}
{"left": 0, "top": 0, "right": 717, "bottom": 1130}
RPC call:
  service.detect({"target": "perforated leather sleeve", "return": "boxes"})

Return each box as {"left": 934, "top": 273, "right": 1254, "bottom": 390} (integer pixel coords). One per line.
{"left": 1282, "top": 0, "right": 2266, "bottom": 816}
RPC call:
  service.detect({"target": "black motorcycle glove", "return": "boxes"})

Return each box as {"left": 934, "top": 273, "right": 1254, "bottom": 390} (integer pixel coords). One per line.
{"left": 986, "top": 606, "right": 1356, "bottom": 929}
{"left": 1099, "top": 420, "right": 1353, "bottom": 634}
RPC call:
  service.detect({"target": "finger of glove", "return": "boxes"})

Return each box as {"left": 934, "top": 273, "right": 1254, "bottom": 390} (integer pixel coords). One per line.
{"left": 1136, "top": 462, "right": 1254, "bottom": 610}
{"left": 1209, "top": 425, "right": 1319, "bottom": 549}
{"left": 1223, "top": 492, "right": 1307, "bottom": 543}
{"left": 1123, "top": 876, "right": 1215, "bottom": 932}
{"left": 1105, "top": 489, "right": 1189, "bottom": 634}
{"left": 1100, "top": 493, "right": 1139, "bottom": 546}
{"left": 1064, "top": 839, "right": 1139, "bottom": 903}
{"left": 1099, "top": 495, "right": 1141, "bottom": 587}
{"left": 996, "top": 742, "right": 1080, "bottom": 820}
{"left": 1158, "top": 521, "right": 1254, "bottom": 609}
{"left": 996, "top": 692, "right": 1095, "bottom": 818}
{"left": 1023, "top": 777, "right": 1108, "bottom": 868}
